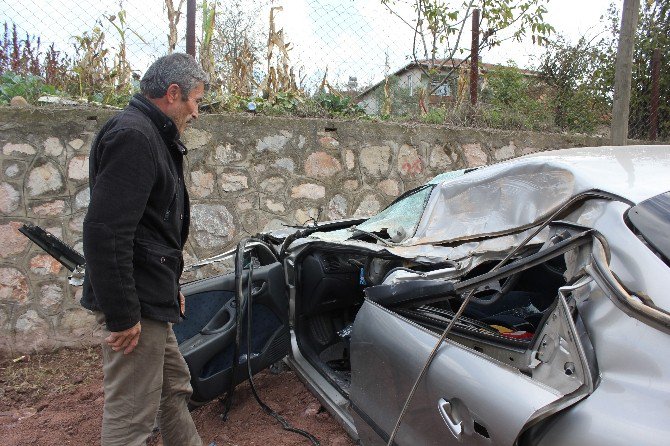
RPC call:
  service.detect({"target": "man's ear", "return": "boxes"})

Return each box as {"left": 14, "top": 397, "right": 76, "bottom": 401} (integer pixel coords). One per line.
{"left": 166, "top": 84, "right": 181, "bottom": 103}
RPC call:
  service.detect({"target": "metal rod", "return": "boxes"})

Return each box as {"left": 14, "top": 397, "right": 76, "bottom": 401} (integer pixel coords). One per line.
{"left": 470, "top": 9, "right": 480, "bottom": 106}
{"left": 186, "top": 0, "right": 196, "bottom": 57}
{"left": 649, "top": 48, "right": 660, "bottom": 141}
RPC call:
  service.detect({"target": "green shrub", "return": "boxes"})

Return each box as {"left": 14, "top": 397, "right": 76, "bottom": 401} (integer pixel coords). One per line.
{"left": 0, "top": 72, "right": 56, "bottom": 104}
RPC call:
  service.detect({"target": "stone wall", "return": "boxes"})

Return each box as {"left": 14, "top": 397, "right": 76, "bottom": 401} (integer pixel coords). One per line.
{"left": 0, "top": 107, "right": 609, "bottom": 355}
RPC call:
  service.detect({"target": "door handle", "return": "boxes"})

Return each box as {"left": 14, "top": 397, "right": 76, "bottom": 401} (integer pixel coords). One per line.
{"left": 438, "top": 398, "right": 463, "bottom": 440}
{"left": 251, "top": 281, "right": 267, "bottom": 296}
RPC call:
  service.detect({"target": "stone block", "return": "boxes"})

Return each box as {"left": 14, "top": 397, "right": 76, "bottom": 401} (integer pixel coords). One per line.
{"left": 262, "top": 218, "right": 288, "bottom": 232}
{"left": 215, "top": 143, "right": 243, "bottom": 164}
{"left": 318, "top": 136, "right": 339, "bottom": 148}
{"left": 237, "top": 196, "right": 256, "bottom": 211}
{"left": 345, "top": 150, "right": 355, "bottom": 170}
{"left": 74, "top": 188, "right": 90, "bottom": 210}
{"left": 291, "top": 183, "right": 326, "bottom": 200}
{"left": 495, "top": 141, "right": 516, "bottom": 160}
{"left": 3, "top": 143, "right": 35, "bottom": 156}
{"left": 274, "top": 158, "right": 295, "bottom": 172}
{"left": 429, "top": 146, "right": 455, "bottom": 169}
{"left": 0, "top": 222, "right": 30, "bottom": 258}
{"left": 32, "top": 199, "right": 66, "bottom": 216}
{"left": 68, "top": 138, "right": 85, "bottom": 151}
{"left": 294, "top": 208, "right": 319, "bottom": 225}
{"left": 397, "top": 144, "right": 423, "bottom": 177}
{"left": 521, "top": 146, "right": 539, "bottom": 155}
{"left": 462, "top": 143, "right": 488, "bottom": 167}
{"left": 14, "top": 310, "right": 49, "bottom": 336}
{"left": 354, "top": 194, "right": 381, "bottom": 218}
{"left": 60, "top": 308, "right": 95, "bottom": 337}
{"left": 30, "top": 254, "right": 63, "bottom": 276}
{"left": 327, "top": 194, "right": 348, "bottom": 220}
{"left": 4, "top": 162, "right": 24, "bottom": 179}
{"left": 378, "top": 179, "right": 400, "bottom": 197}
{"left": 40, "top": 283, "right": 63, "bottom": 313}
{"left": 10, "top": 96, "right": 28, "bottom": 107}
{"left": 44, "top": 137, "right": 64, "bottom": 156}
{"left": 182, "top": 128, "right": 212, "bottom": 149}
{"left": 27, "top": 162, "right": 63, "bottom": 196}
{"left": 190, "top": 203, "right": 236, "bottom": 249}
{"left": 304, "top": 152, "right": 342, "bottom": 178}
{"left": 360, "top": 146, "right": 391, "bottom": 177}
{"left": 219, "top": 173, "right": 248, "bottom": 192}
{"left": 0, "top": 182, "right": 20, "bottom": 214}
{"left": 69, "top": 213, "right": 85, "bottom": 233}
{"left": 252, "top": 164, "right": 267, "bottom": 174}
{"left": 190, "top": 170, "right": 215, "bottom": 198}
{"left": 259, "top": 177, "right": 286, "bottom": 194}
{"left": 67, "top": 155, "right": 89, "bottom": 181}
{"left": 256, "top": 132, "right": 292, "bottom": 152}
{"left": 264, "top": 199, "right": 286, "bottom": 213}
{"left": 343, "top": 180, "right": 359, "bottom": 191}
{"left": 0, "top": 268, "right": 29, "bottom": 303}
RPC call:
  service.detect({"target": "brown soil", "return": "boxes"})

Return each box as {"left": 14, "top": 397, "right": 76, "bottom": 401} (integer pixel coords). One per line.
{"left": 0, "top": 348, "right": 356, "bottom": 446}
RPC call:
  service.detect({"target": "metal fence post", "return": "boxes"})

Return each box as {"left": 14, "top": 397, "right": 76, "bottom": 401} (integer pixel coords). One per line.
{"left": 186, "top": 0, "right": 196, "bottom": 57}
{"left": 470, "top": 9, "right": 480, "bottom": 106}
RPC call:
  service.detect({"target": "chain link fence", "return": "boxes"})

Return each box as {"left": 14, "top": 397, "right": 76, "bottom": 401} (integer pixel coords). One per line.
{"left": 0, "top": 0, "right": 668, "bottom": 141}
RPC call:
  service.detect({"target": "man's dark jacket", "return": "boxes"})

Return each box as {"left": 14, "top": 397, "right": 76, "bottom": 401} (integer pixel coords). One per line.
{"left": 81, "top": 94, "right": 190, "bottom": 332}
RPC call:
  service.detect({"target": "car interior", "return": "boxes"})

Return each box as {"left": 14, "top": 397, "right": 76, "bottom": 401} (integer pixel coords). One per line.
{"left": 293, "top": 246, "right": 569, "bottom": 398}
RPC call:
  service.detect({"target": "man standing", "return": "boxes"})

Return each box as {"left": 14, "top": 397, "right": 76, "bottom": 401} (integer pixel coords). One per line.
{"left": 81, "top": 53, "right": 207, "bottom": 446}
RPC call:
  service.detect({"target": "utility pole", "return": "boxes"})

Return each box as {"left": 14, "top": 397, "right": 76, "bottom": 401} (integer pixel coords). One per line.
{"left": 611, "top": 0, "right": 640, "bottom": 145}
{"left": 186, "top": 0, "right": 196, "bottom": 57}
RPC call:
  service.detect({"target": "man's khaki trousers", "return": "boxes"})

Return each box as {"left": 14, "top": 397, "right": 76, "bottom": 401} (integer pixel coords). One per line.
{"left": 96, "top": 313, "right": 202, "bottom": 446}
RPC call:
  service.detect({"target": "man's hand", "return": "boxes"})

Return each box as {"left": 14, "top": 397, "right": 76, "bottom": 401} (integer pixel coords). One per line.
{"left": 179, "top": 291, "right": 186, "bottom": 317}
{"left": 105, "top": 321, "right": 141, "bottom": 354}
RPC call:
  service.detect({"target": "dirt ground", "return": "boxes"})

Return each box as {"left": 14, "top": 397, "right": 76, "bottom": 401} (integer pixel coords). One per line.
{"left": 0, "top": 348, "right": 356, "bottom": 446}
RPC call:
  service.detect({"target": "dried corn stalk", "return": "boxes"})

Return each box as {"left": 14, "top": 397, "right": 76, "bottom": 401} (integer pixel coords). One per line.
{"left": 259, "top": 6, "right": 299, "bottom": 101}
{"left": 165, "top": 0, "right": 185, "bottom": 54}
{"left": 227, "top": 38, "right": 257, "bottom": 97}
{"left": 199, "top": 0, "right": 217, "bottom": 86}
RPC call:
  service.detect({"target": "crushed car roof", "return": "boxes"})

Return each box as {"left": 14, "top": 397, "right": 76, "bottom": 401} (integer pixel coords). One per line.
{"left": 409, "top": 145, "right": 670, "bottom": 246}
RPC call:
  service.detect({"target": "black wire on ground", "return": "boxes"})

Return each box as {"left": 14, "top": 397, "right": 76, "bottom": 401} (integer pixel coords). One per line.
{"left": 244, "top": 260, "right": 321, "bottom": 446}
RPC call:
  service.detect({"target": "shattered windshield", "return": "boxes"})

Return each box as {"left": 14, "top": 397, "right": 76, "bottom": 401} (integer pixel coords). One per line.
{"left": 354, "top": 170, "right": 468, "bottom": 240}
{"left": 354, "top": 185, "right": 434, "bottom": 239}
{"left": 308, "top": 170, "right": 467, "bottom": 243}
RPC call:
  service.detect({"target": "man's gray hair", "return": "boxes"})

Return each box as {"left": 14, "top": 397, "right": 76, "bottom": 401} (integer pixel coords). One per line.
{"left": 140, "top": 53, "right": 209, "bottom": 98}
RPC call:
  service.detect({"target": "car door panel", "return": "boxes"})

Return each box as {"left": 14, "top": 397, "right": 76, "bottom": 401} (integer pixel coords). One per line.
{"left": 175, "top": 261, "right": 289, "bottom": 404}
{"left": 350, "top": 300, "right": 566, "bottom": 446}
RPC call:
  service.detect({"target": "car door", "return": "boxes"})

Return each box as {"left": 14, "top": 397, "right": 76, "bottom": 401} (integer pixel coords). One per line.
{"left": 349, "top": 236, "right": 597, "bottom": 445}
{"left": 174, "top": 241, "right": 290, "bottom": 404}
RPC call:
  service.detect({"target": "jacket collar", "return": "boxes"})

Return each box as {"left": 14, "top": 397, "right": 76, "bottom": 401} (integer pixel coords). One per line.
{"left": 129, "top": 94, "right": 187, "bottom": 156}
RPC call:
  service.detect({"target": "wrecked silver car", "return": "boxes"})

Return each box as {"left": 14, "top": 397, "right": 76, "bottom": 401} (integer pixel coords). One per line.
{"left": 25, "top": 145, "right": 670, "bottom": 445}
{"left": 174, "top": 144, "right": 670, "bottom": 445}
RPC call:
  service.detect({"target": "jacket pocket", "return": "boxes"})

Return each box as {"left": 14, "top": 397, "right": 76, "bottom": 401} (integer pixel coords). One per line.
{"left": 163, "top": 190, "right": 177, "bottom": 221}
{"left": 133, "top": 239, "right": 182, "bottom": 307}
